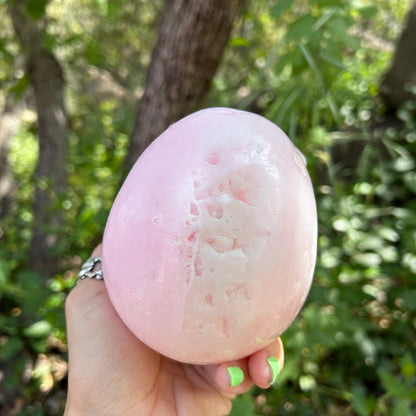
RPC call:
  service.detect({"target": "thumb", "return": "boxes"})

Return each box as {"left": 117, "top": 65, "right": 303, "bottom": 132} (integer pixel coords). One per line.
{"left": 65, "top": 246, "right": 159, "bottom": 394}
{"left": 65, "top": 255, "right": 122, "bottom": 389}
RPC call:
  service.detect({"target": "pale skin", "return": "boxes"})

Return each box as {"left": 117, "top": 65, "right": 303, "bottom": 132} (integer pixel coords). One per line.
{"left": 65, "top": 245, "right": 284, "bottom": 416}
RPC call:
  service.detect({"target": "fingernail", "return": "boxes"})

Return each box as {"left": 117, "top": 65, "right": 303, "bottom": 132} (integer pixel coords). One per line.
{"left": 227, "top": 366, "right": 244, "bottom": 387}
{"left": 267, "top": 357, "right": 280, "bottom": 385}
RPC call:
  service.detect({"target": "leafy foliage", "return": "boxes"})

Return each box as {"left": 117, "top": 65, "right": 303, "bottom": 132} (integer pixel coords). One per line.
{"left": 267, "top": 113, "right": 416, "bottom": 415}
{"left": 0, "top": 0, "right": 415, "bottom": 415}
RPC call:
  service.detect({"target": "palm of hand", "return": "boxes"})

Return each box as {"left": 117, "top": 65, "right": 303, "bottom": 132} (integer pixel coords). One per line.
{"left": 66, "top": 280, "right": 234, "bottom": 416}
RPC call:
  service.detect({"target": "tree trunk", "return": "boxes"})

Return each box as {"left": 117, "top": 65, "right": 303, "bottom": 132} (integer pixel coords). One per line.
{"left": 125, "top": 0, "right": 245, "bottom": 169}
{"left": 9, "top": 2, "right": 68, "bottom": 277}
{"left": 380, "top": 1, "right": 416, "bottom": 111}
{"left": 0, "top": 94, "right": 21, "bottom": 218}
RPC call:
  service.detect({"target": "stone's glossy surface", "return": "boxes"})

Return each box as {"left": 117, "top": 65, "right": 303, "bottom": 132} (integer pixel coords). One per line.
{"left": 102, "top": 108, "right": 317, "bottom": 364}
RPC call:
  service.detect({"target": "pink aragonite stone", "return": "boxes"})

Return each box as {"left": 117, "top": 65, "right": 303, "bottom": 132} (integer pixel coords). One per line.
{"left": 102, "top": 107, "right": 317, "bottom": 364}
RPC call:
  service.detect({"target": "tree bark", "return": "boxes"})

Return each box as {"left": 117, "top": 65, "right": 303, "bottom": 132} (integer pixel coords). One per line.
{"left": 125, "top": 0, "right": 245, "bottom": 169}
{"left": 380, "top": 1, "right": 416, "bottom": 111}
{"left": 0, "top": 94, "right": 21, "bottom": 218}
{"left": 9, "top": 2, "right": 68, "bottom": 277}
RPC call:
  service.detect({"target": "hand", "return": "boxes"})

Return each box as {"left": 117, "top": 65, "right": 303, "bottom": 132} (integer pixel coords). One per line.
{"left": 64, "top": 245, "right": 284, "bottom": 416}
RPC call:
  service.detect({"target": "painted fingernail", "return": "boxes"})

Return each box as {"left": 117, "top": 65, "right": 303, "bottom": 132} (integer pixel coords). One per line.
{"left": 227, "top": 366, "right": 244, "bottom": 387}
{"left": 267, "top": 357, "right": 280, "bottom": 385}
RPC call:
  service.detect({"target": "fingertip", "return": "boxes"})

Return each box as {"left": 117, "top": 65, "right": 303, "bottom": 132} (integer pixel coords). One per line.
{"left": 266, "top": 356, "right": 280, "bottom": 385}
{"left": 215, "top": 359, "right": 253, "bottom": 394}
{"left": 248, "top": 338, "right": 284, "bottom": 389}
{"left": 227, "top": 366, "right": 244, "bottom": 388}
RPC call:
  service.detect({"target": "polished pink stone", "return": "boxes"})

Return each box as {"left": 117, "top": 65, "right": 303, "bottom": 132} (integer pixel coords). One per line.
{"left": 102, "top": 108, "right": 317, "bottom": 364}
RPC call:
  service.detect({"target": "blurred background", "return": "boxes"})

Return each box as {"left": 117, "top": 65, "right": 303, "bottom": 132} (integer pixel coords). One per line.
{"left": 0, "top": 0, "right": 415, "bottom": 415}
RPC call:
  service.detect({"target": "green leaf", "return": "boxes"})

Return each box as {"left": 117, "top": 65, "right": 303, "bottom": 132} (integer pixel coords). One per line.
{"left": 96, "top": 0, "right": 107, "bottom": 15}
{"left": 0, "top": 337, "right": 24, "bottom": 360}
{"left": 394, "top": 156, "right": 415, "bottom": 172}
{"left": 86, "top": 41, "right": 102, "bottom": 65}
{"left": 356, "top": 6, "right": 378, "bottom": 19}
{"left": 23, "top": 320, "right": 52, "bottom": 338}
{"left": 44, "top": 32, "right": 58, "bottom": 53}
{"left": 378, "top": 227, "right": 400, "bottom": 242}
{"left": 392, "top": 399, "right": 413, "bottom": 416}
{"left": 404, "top": 172, "right": 416, "bottom": 193}
{"left": 229, "top": 394, "right": 256, "bottom": 416}
{"left": 312, "top": 8, "right": 337, "bottom": 31}
{"left": 309, "top": 0, "right": 343, "bottom": 6}
{"left": 327, "top": 18, "right": 361, "bottom": 50}
{"left": 9, "top": 75, "right": 29, "bottom": 99}
{"left": 274, "top": 47, "right": 303, "bottom": 74}
{"left": 286, "top": 14, "right": 315, "bottom": 42}
{"left": 351, "top": 383, "right": 376, "bottom": 416}
{"left": 298, "top": 42, "right": 323, "bottom": 82}
{"left": 401, "top": 353, "right": 416, "bottom": 379}
{"left": 400, "top": 289, "right": 416, "bottom": 310}
{"left": 320, "top": 40, "right": 345, "bottom": 69}
{"left": 351, "top": 383, "right": 368, "bottom": 416}
{"left": 17, "top": 269, "right": 43, "bottom": 292}
{"left": 230, "top": 37, "right": 250, "bottom": 47}
{"left": 26, "top": 0, "right": 48, "bottom": 20}
{"left": 17, "top": 406, "right": 45, "bottom": 416}
{"left": 354, "top": 252, "right": 381, "bottom": 267}
{"left": 298, "top": 42, "right": 339, "bottom": 124}
{"left": 106, "top": 2, "right": 119, "bottom": 18}
{"left": 409, "top": 387, "right": 416, "bottom": 401}
{"left": 271, "top": 0, "right": 295, "bottom": 18}
{"left": 274, "top": 86, "right": 302, "bottom": 125}
{"left": 379, "top": 368, "right": 408, "bottom": 398}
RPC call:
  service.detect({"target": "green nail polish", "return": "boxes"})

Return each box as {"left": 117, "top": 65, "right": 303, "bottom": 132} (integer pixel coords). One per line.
{"left": 267, "top": 357, "right": 280, "bottom": 385}
{"left": 227, "top": 366, "right": 244, "bottom": 387}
